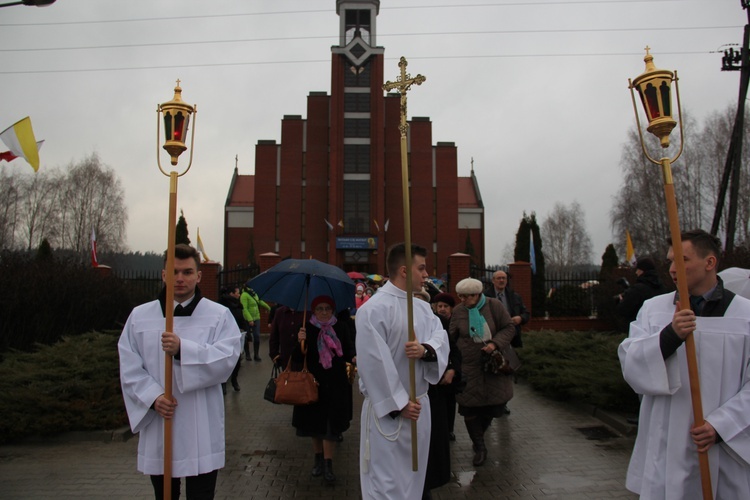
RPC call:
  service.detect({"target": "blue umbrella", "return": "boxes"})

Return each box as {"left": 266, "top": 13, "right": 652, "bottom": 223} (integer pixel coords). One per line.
{"left": 247, "top": 259, "right": 356, "bottom": 313}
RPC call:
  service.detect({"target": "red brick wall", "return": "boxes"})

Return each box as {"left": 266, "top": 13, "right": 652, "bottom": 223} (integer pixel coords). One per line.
{"left": 305, "top": 93, "right": 330, "bottom": 261}
{"left": 278, "top": 117, "right": 304, "bottom": 258}
{"left": 435, "top": 144, "right": 458, "bottom": 277}
{"left": 371, "top": 54, "right": 387, "bottom": 273}
{"left": 254, "top": 142, "right": 278, "bottom": 256}
{"left": 225, "top": 227, "right": 252, "bottom": 268}
{"left": 409, "top": 118, "right": 434, "bottom": 270}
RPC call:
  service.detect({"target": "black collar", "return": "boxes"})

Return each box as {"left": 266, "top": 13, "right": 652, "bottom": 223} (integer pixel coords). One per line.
{"left": 158, "top": 286, "right": 203, "bottom": 317}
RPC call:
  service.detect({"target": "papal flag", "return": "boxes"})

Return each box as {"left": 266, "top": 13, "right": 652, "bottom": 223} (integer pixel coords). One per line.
{"left": 197, "top": 228, "right": 210, "bottom": 262}
{"left": 625, "top": 229, "right": 636, "bottom": 267}
{"left": 0, "top": 117, "right": 41, "bottom": 172}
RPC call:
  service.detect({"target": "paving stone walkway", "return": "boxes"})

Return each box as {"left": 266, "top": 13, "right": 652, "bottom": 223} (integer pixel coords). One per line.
{"left": 0, "top": 342, "right": 637, "bottom": 499}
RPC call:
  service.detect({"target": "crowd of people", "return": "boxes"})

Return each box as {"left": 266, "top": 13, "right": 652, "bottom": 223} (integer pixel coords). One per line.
{"left": 119, "top": 231, "right": 750, "bottom": 499}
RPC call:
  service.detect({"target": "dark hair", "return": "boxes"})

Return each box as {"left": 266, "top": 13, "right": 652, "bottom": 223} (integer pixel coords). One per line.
{"left": 163, "top": 243, "right": 201, "bottom": 269}
{"left": 386, "top": 243, "right": 427, "bottom": 276}
{"left": 667, "top": 229, "right": 722, "bottom": 263}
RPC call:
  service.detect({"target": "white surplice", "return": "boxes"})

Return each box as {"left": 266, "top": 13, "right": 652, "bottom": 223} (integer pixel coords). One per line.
{"left": 355, "top": 281, "right": 449, "bottom": 500}
{"left": 619, "top": 292, "right": 750, "bottom": 499}
{"left": 118, "top": 298, "right": 241, "bottom": 477}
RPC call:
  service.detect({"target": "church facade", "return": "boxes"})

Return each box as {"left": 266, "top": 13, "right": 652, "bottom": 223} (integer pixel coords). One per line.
{"left": 224, "top": 0, "right": 484, "bottom": 276}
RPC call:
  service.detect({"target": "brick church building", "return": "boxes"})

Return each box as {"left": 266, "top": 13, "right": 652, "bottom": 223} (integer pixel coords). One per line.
{"left": 224, "top": 0, "right": 485, "bottom": 276}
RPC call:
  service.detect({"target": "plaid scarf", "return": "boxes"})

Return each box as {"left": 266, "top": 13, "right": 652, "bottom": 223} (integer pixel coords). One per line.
{"left": 309, "top": 315, "right": 343, "bottom": 369}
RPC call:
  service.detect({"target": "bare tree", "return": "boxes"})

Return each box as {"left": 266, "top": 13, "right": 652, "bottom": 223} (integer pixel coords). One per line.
{"left": 58, "top": 153, "right": 127, "bottom": 255}
{"left": 541, "top": 201, "right": 593, "bottom": 272}
{"left": 17, "top": 167, "right": 62, "bottom": 250}
{"left": 611, "top": 106, "right": 750, "bottom": 257}
{"left": 0, "top": 166, "right": 21, "bottom": 250}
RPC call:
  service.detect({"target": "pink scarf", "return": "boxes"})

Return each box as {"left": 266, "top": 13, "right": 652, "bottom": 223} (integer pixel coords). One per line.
{"left": 309, "top": 315, "right": 343, "bottom": 369}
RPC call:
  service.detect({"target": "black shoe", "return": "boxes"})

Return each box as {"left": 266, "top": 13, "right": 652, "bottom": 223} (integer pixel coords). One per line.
{"left": 232, "top": 381, "right": 240, "bottom": 392}
{"left": 472, "top": 444, "right": 487, "bottom": 466}
{"left": 449, "top": 432, "right": 456, "bottom": 441}
{"left": 311, "top": 453, "right": 324, "bottom": 477}
{"left": 254, "top": 356, "right": 262, "bottom": 361}
{"left": 324, "top": 459, "right": 336, "bottom": 484}
{"left": 245, "top": 354, "right": 251, "bottom": 361}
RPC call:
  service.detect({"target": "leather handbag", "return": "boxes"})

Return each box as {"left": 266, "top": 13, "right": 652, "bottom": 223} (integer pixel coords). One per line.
{"left": 274, "top": 350, "right": 319, "bottom": 405}
{"left": 481, "top": 343, "right": 522, "bottom": 375}
{"left": 263, "top": 363, "right": 282, "bottom": 404}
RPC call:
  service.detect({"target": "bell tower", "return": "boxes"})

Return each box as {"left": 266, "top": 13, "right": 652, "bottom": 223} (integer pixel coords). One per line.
{"left": 329, "top": 0, "right": 386, "bottom": 272}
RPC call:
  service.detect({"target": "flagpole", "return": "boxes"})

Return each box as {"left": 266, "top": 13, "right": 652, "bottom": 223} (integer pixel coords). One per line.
{"left": 156, "top": 81, "right": 197, "bottom": 500}
{"left": 384, "top": 56, "right": 425, "bottom": 472}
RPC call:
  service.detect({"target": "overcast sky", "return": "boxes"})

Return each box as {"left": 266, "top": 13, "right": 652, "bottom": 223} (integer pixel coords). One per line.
{"left": 0, "top": 0, "right": 744, "bottom": 266}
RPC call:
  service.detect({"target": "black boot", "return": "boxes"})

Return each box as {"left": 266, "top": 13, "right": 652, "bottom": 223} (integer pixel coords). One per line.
{"left": 465, "top": 418, "right": 487, "bottom": 466}
{"left": 253, "top": 343, "right": 261, "bottom": 361}
{"left": 231, "top": 378, "right": 240, "bottom": 392}
{"left": 311, "top": 453, "right": 324, "bottom": 477}
{"left": 323, "top": 458, "right": 336, "bottom": 484}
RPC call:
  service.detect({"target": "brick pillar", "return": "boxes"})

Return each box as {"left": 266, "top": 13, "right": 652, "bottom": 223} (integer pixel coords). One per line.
{"left": 259, "top": 252, "right": 281, "bottom": 272}
{"left": 509, "top": 261, "right": 532, "bottom": 317}
{"left": 93, "top": 265, "right": 112, "bottom": 278}
{"left": 448, "top": 253, "right": 471, "bottom": 293}
{"left": 200, "top": 261, "right": 221, "bottom": 302}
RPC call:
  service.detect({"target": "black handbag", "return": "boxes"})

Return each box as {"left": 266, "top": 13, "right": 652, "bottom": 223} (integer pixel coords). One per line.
{"left": 263, "top": 363, "right": 282, "bottom": 404}
{"left": 481, "top": 344, "right": 521, "bottom": 375}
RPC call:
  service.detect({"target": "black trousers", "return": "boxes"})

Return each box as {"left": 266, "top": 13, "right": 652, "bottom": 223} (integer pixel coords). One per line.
{"left": 149, "top": 469, "right": 218, "bottom": 500}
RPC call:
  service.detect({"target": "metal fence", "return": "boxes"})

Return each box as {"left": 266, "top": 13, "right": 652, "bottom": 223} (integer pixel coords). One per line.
{"left": 114, "top": 269, "right": 163, "bottom": 302}
{"left": 543, "top": 270, "right": 600, "bottom": 317}
{"left": 469, "top": 265, "right": 601, "bottom": 317}
{"left": 218, "top": 264, "right": 260, "bottom": 291}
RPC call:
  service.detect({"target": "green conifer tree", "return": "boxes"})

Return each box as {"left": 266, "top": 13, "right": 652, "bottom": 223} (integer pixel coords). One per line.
{"left": 175, "top": 209, "right": 190, "bottom": 245}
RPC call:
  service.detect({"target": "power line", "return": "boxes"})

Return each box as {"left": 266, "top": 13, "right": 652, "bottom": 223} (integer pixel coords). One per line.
{"left": 0, "top": 26, "right": 739, "bottom": 53}
{"left": 0, "top": 0, "right": 710, "bottom": 28}
{"left": 0, "top": 50, "right": 712, "bottom": 76}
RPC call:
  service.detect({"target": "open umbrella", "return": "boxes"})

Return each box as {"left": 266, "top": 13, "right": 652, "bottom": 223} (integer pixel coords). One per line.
{"left": 367, "top": 274, "right": 383, "bottom": 282}
{"left": 347, "top": 271, "right": 366, "bottom": 281}
{"left": 719, "top": 267, "right": 750, "bottom": 300}
{"left": 248, "top": 259, "right": 356, "bottom": 313}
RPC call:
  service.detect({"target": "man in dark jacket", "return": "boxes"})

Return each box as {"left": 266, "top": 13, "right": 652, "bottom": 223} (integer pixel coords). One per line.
{"left": 486, "top": 270, "right": 530, "bottom": 348}
{"left": 616, "top": 257, "right": 668, "bottom": 331}
{"left": 219, "top": 286, "right": 247, "bottom": 392}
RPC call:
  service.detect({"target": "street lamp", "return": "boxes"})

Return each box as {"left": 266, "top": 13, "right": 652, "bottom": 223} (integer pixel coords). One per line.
{"left": 0, "top": 0, "right": 56, "bottom": 7}
{"left": 156, "top": 80, "right": 196, "bottom": 500}
{"left": 628, "top": 48, "right": 712, "bottom": 500}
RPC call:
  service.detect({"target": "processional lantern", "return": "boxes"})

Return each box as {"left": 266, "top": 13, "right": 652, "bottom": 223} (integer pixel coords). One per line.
{"left": 158, "top": 80, "right": 196, "bottom": 167}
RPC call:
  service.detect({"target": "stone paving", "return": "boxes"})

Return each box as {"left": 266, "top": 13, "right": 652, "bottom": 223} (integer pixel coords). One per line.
{"left": 0, "top": 340, "right": 637, "bottom": 499}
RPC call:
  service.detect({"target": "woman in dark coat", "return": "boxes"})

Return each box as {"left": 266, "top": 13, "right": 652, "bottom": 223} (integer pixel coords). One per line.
{"left": 449, "top": 278, "right": 515, "bottom": 466}
{"left": 292, "top": 295, "right": 355, "bottom": 484}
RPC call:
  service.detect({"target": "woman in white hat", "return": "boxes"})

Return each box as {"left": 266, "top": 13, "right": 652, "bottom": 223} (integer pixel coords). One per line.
{"left": 450, "top": 277, "right": 515, "bottom": 466}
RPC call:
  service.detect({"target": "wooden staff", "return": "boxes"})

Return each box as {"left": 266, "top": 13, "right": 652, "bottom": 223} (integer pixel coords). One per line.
{"left": 383, "top": 56, "right": 425, "bottom": 472}
{"left": 162, "top": 172, "right": 178, "bottom": 495}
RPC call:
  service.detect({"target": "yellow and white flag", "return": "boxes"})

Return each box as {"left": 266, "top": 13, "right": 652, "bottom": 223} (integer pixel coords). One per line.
{"left": 0, "top": 117, "right": 40, "bottom": 172}
{"left": 625, "top": 230, "right": 636, "bottom": 267}
{"left": 197, "top": 228, "right": 210, "bottom": 262}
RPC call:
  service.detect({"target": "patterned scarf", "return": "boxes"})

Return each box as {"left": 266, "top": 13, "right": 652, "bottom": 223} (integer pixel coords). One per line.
{"left": 310, "top": 314, "right": 343, "bottom": 369}
{"left": 468, "top": 294, "right": 489, "bottom": 342}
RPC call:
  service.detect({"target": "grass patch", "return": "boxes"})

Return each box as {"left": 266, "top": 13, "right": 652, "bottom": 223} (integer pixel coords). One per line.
{"left": 518, "top": 330, "right": 639, "bottom": 413}
{"left": 0, "top": 331, "right": 126, "bottom": 444}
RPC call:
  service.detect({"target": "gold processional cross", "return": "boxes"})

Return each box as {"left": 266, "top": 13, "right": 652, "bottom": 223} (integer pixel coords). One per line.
{"left": 382, "top": 56, "right": 426, "bottom": 471}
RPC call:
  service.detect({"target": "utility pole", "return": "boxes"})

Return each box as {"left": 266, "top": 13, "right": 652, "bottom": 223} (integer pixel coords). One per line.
{"left": 710, "top": 1, "right": 750, "bottom": 255}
